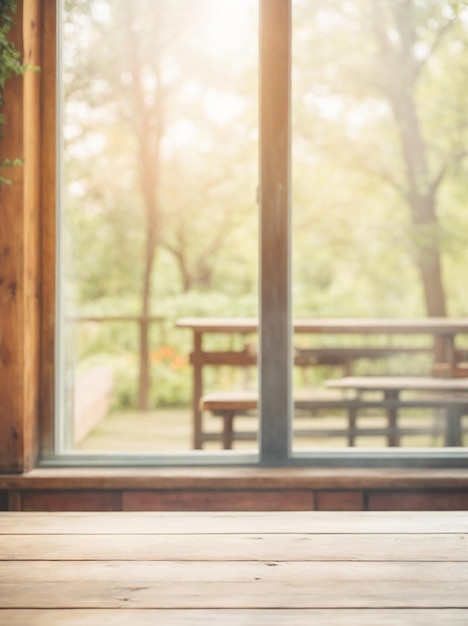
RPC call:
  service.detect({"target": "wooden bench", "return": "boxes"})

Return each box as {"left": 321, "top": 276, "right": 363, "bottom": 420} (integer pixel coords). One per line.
{"left": 294, "top": 346, "right": 432, "bottom": 372}
{"left": 193, "top": 346, "right": 432, "bottom": 369}
{"left": 200, "top": 390, "right": 468, "bottom": 449}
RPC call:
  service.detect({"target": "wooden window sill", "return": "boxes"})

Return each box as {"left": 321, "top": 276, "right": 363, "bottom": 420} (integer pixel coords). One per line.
{"left": 1, "top": 467, "right": 468, "bottom": 490}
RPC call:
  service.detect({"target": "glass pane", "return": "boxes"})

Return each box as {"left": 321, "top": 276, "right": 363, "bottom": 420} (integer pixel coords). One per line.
{"left": 60, "top": 0, "right": 259, "bottom": 454}
{"left": 292, "top": 0, "right": 468, "bottom": 451}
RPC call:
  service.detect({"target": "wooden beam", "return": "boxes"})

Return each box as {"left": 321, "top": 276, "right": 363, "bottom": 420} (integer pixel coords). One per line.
{"left": 1, "top": 609, "right": 467, "bottom": 625}
{"left": 0, "top": 0, "right": 42, "bottom": 472}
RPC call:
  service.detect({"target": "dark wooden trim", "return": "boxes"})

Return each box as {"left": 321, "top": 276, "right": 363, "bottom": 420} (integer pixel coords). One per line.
{"left": 7, "top": 490, "right": 22, "bottom": 511}
{"left": 39, "top": 0, "right": 57, "bottom": 458}
{"left": 21, "top": 489, "right": 122, "bottom": 511}
{"left": 122, "top": 489, "right": 313, "bottom": 511}
{"left": 1, "top": 468, "right": 468, "bottom": 511}
{"left": 1, "top": 467, "right": 468, "bottom": 490}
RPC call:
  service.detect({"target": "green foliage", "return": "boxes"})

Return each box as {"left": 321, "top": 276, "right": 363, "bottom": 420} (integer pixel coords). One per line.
{"left": 63, "top": 0, "right": 468, "bottom": 414}
{"left": 0, "top": 1, "right": 22, "bottom": 93}
{"left": 292, "top": 0, "right": 468, "bottom": 317}
{"left": 73, "top": 288, "right": 258, "bottom": 409}
{"left": 0, "top": 0, "right": 25, "bottom": 184}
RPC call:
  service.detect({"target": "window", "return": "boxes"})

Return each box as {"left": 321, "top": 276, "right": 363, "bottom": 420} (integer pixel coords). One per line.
{"left": 2, "top": 1, "right": 468, "bottom": 472}
{"left": 57, "top": 0, "right": 260, "bottom": 462}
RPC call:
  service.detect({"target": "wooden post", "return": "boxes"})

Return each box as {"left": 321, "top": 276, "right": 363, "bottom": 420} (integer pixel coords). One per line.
{"left": 192, "top": 331, "right": 204, "bottom": 449}
{"left": 0, "top": 0, "right": 42, "bottom": 472}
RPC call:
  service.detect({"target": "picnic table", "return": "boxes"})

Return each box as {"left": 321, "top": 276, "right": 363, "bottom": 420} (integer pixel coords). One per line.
{"left": 1, "top": 510, "right": 468, "bottom": 624}
{"left": 176, "top": 317, "right": 468, "bottom": 449}
{"left": 325, "top": 376, "right": 468, "bottom": 447}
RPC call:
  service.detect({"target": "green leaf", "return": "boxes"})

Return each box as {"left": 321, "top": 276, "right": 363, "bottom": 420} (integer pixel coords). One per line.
{"left": 0, "top": 1, "right": 27, "bottom": 185}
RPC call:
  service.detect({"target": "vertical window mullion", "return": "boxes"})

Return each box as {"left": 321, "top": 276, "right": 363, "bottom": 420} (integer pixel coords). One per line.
{"left": 259, "top": 0, "right": 292, "bottom": 465}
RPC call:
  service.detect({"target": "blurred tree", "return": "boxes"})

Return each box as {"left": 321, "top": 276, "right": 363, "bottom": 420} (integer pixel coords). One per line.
{"left": 63, "top": 0, "right": 258, "bottom": 408}
{"left": 293, "top": 0, "right": 468, "bottom": 317}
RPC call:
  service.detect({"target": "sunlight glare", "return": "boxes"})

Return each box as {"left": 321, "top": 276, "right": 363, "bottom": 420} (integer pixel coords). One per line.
{"left": 202, "top": 0, "right": 255, "bottom": 56}
{"left": 203, "top": 90, "right": 246, "bottom": 126}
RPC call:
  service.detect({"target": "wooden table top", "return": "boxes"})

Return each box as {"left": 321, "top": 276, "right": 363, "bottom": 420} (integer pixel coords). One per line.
{"left": 1, "top": 511, "right": 468, "bottom": 625}
{"left": 325, "top": 376, "right": 468, "bottom": 392}
{"left": 176, "top": 316, "right": 468, "bottom": 335}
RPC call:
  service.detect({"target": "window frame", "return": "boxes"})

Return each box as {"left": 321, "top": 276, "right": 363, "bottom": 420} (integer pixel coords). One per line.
{"left": 2, "top": 0, "right": 468, "bottom": 473}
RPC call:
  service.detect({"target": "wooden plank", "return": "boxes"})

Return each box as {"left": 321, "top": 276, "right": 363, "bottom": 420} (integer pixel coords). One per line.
{"left": 2, "top": 467, "right": 468, "bottom": 491}
{"left": 192, "top": 350, "right": 256, "bottom": 367}
{"left": 291, "top": 318, "right": 468, "bottom": 336}
{"left": 176, "top": 316, "right": 468, "bottom": 335}
{"left": 202, "top": 390, "right": 468, "bottom": 410}
{"left": 67, "top": 315, "right": 166, "bottom": 322}
{"left": 316, "top": 491, "right": 363, "bottom": 511}
{"left": 297, "top": 347, "right": 433, "bottom": 358}
{"left": 21, "top": 490, "right": 122, "bottom": 512}
{"left": 1, "top": 511, "right": 468, "bottom": 534}
{"left": 326, "top": 376, "right": 468, "bottom": 392}
{"left": 122, "top": 489, "right": 313, "bottom": 511}
{"left": 1, "top": 579, "right": 468, "bottom": 609}
{"left": 0, "top": 533, "right": 466, "bottom": 561}
{"left": 1, "top": 609, "right": 468, "bottom": 626}
{"left": 176, "top": 317, "right": 258, "bottom": 333}
{"left": 367, "top": 490, "right": 468, "bottom": 511}
{"left": 2, "top": 560, "right": 467, "bottom": 584}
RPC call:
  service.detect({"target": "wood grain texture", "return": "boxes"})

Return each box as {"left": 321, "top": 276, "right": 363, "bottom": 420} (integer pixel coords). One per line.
{"left": 1, "top": 510, "right": 468, "bottom": 534}
{"left": 0, "top": 4, "right": 25, "bottom": 473}
{"left": 122, "top": 489, "right": 313, "bottom": 511}
{"left": 1, "top": 609, "right": 468, "bottom": 626}
{"left": 21, "top": 490, "right": 122, "bottom": 512}
{"left": 0, "top": 511, "right": 467, "bottom": 621}
{"left": 1, "top": 579, "right": 468, "bottom": 609}
{"left": 2, "top": 560, "right": 467, "bottom": 584}
{"left": 0, "top": 0, "right": 41, "bottom": 473}
{"left": 2, "top": 466, "right": 467, "bottom": 491}
{"left": 367, "top": 490, "right": 468, "bottom": 511}
{"left": 315, "top": 491, "right": 364, "bottom": 511}
{"left": 0, "top": 533, "right": 466, "bottom": 562}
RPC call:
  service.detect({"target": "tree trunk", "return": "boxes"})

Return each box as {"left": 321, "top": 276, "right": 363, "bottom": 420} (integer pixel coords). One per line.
{"left": 138, "top": 238, "right": 156, "bottom": 411}
{"left": 391, "top": 90, "right": 447, "bottom": 317}
{"left": 124, "top": 5, "right": 163, "bottom": 410}
{"left": 136, "top": 146, "right": 159, "bottom": 410}
{"left": 372, "top": 0, "right": 447, "bottom": 317}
